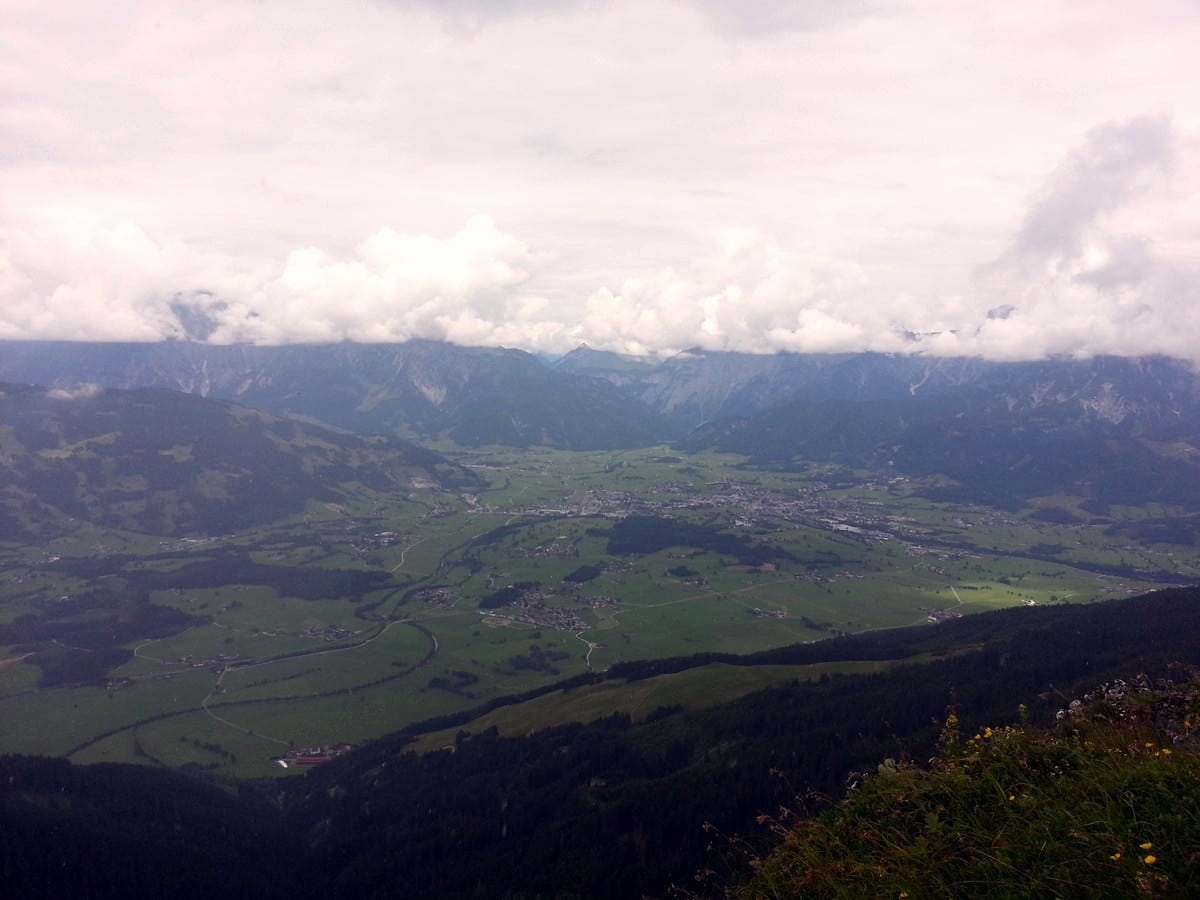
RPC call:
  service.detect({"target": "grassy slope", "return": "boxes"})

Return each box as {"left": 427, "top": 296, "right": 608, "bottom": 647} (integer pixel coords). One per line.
{"left": 723, "top": 673, "right": 1200, "bottom": 899}
{"left": 406, "top": 659, "right": 904, "bottom": 752}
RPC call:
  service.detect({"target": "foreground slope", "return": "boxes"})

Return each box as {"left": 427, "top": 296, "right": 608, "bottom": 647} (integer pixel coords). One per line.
{"left": 726, "top": 672, "right": 1200, "bottom": 899}
{"left": 278, "top": 588, "right": 1200, "bottom": 899}
{"left": 0, "top": 755, "right": 303, "bottom": 900}
{"left": 2, "top": 589, "right": 1199, "bottom": 898}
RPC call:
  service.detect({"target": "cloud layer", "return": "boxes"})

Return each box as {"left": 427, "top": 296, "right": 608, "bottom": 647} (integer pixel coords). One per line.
{"left": 2, "top": 1, "right": 1199, "bottom": 360}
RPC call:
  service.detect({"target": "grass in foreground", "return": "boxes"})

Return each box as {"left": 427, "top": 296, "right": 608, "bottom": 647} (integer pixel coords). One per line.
{"left": 715, "top": 670, "right": 1200, "bottom": 899}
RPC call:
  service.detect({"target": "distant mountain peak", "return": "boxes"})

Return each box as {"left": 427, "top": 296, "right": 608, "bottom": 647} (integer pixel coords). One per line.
{"left": 552, "top": 343, "right": 655, "bottom": 377}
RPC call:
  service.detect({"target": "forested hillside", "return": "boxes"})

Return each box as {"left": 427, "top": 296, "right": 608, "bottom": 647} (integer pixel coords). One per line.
{"left": 4, "top": 588, "right": 1200, "bottom": 898}
{"left": 0, "top": 381, "right": 477, "bottom": 537}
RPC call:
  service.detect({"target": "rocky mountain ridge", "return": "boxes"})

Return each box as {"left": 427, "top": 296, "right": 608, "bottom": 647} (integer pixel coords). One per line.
{"left": 5, "top": 340, "right": 1200, "bottom": 510}
{"left": 5, "top": 340, "right": 1197, "bottom": 440}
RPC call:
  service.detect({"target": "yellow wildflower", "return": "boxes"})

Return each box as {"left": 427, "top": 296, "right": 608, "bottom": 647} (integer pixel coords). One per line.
{"left": 1143, "top": 855, "right": 1157, "bottom": 865}
{"left": 1110, "top": 852, "right": 1121, "bottom": 861}
{"left": 1139, "top": 842, "right": 1153, "bottom": 850}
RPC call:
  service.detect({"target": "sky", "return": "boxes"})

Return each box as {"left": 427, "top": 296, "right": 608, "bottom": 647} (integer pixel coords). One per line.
{"left": 2, "top": 0, "right": 1199, "bottom": 360}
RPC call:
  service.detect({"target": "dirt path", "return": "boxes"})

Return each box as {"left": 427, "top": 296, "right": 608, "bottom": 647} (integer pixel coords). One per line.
{"left": 391, "top": 537, "right": 427, "bottom": 573}
{"left": 573, "top": 630, "right": 600, "bottom": 670}
{"left": 200, "top": 667, "right": 290, "bottom": 747}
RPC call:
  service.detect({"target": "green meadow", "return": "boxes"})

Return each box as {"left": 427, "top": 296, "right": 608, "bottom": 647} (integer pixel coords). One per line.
{"left": 2, "top": 446, "right": 1195, "bottom": 777}
{"left": 407, "top": 659, "right": 908, "bottom": 753}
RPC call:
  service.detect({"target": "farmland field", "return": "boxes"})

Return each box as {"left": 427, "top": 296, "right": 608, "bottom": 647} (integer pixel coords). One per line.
{"left": 3, "top": 446, "right": 1197, "bottom": 777}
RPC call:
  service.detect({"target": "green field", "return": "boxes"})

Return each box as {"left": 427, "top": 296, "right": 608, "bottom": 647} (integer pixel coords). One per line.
{"left": 2, "top": 446, "right": 1195, "bottom": 777}
{"left": 406, "top": 659, "right": 911, "bottom": 753}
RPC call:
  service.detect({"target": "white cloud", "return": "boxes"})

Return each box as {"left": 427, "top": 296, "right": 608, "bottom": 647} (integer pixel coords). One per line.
{"left": 571, "top": 229, "right": 877, "bottom": 355}
{"left": 964, "top": 119, "right": 1200, "bottom": 361}
{"left": 2, "top": 0, "right": 1199, "bottom": 360}
{"left": 0, "top": 214, "right": 540, "bottom": 345}
{"left": 46, "top": 384, "right": 103, "bottom": 400}
{"left": 999, "top": 116, "right": 1175, "bottom": 268}
{"left": 684, "top": 0, "right": 885, "bottom": 37}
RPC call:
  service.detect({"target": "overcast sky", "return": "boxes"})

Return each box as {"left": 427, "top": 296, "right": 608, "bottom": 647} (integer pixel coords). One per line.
{"left": 3, "top": 0, "right": 1199, "bottom": 360}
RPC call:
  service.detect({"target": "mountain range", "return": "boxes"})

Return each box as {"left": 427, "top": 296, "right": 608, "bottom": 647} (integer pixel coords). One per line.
{"left": 0, "top": 340, "right": 662, "bottom": 449}
{"left": 5, "top": 339, "right": 1200, "bottom": 513}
